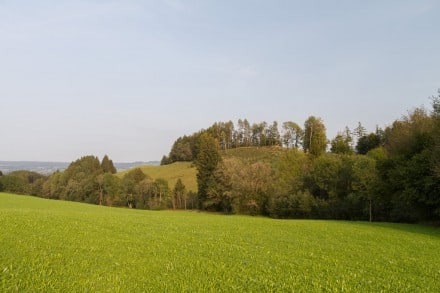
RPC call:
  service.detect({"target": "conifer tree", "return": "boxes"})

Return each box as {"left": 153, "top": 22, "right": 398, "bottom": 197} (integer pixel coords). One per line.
{"left": 101, "top": 155, "right": 117, "bottom": 174}
{"left": 195, "top": 133, "right": 221, "bottom": 209}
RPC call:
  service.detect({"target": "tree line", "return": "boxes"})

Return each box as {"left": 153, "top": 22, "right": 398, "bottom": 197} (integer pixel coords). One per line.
{"left": 161, "top": 114, "right": 383, "bottom": 166}
{"left": 0, "top": 155, "right": 192, "bottom": 211}
{"left": 193, "top": 92, "right": 440, "bottom": 223}
{"left": 161, "top": 117, "right": 328, "bottom": 165}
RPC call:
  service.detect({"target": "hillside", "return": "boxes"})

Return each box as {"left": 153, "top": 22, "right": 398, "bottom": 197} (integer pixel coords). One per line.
{"left": 1, "top": 192, "right": 439, "bottom": 291}
{"left": 119, "top": 147, "right": 287, "bottom": 193}
{"left": 221, "top": 146, "right": 287, "bottom": 163}
{"left": 118, "top": 161, "right": 198, "bottom": 192}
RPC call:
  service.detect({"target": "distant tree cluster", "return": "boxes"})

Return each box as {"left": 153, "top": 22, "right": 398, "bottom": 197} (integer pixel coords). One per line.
{"left": 161, "top": 116, "right": 329, "bottom": 165}
{"left": 0, "top": 155, "right": 190, "bottom": 211}
{"left": 0, "top": 170, "right": 46, "bottom": 196}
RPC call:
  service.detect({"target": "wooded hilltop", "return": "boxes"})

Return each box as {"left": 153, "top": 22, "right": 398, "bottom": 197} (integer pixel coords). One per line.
{"left": 1, "top": 91, "right": 439, "bottom": 224}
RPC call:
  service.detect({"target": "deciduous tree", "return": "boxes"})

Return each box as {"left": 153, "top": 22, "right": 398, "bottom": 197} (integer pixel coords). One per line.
{"left": 431, "top": 91, "right": 440, "bottom": 178}
{"left": 351, "top": 156, "right": 378, "bottom": 222}
{"left": 330, "top": 131, "right": 353, "bottom": 154}
{"left": 303, "top": 116, "right": 327, "bottom": 156}
{"left": 172, "top": 179, "right": 187, "bottom": 209}
{"left": 121, "top": 168, "right": 147, "bottom": 208}
{"left": 282, "top": 121, "right": 303, "bottom": 148}
{"left": 356, "top": 128, "right": 384, "bottom": 155}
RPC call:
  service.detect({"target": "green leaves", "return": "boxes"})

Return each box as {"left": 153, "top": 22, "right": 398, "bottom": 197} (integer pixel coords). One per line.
{"left": 101, "top": 155, "right": 116, "bottom": 174}
{"left": 195, "top": 133, "right": 221, "bottom": 209}
{"left": 303, "top": 116, "right": 327, "bottom": 157}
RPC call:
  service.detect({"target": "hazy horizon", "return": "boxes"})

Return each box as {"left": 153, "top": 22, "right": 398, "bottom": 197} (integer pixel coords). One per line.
{"left": 2, "top": 1, "right": 439, "bottom": 162}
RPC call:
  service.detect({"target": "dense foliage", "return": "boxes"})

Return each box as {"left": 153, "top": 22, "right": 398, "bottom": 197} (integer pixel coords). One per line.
{"left": 1, "top": 91, "right": 439, "bottom": 223}
{"left": 0, "top": 155, "right": 180, "bottom": 211}
{"left": 191, "top": 92, "right": 440, "bottom": 223}
{"left": 161, "top": 119, "right": 288, "bottom": 165}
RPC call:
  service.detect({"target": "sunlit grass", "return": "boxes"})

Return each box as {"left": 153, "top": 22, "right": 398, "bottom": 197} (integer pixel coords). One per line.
{"left": 117, "top": 148, "right": 286, "bottom": 194}
{"left": 117, "top": 161, "right": 197, "bottom": 192}
{"left": 1, "top": 192, "right": 439, "bottom": 292}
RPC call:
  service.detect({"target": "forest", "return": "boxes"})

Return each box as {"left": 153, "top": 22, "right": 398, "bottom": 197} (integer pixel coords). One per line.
{"left": 1, "top": 92, "right": 439, "bottom": 223}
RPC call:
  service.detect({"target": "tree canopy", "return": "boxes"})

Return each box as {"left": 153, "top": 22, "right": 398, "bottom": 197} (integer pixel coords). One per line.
{"left": 303, "top": 116, "right": 327, "bottom": 156}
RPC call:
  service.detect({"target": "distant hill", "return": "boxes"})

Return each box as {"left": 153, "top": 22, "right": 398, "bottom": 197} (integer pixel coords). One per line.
{"left": 0, "top": 161, "right": 69, "bottom": 175}
{"left": 0, "top": 160, "right": 159, "bottom": 175}
{"left": 114, "top": 161, "right": 160, "bottom": 171}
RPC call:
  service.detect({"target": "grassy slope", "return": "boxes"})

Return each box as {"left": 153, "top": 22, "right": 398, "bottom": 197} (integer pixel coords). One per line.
{"left": 1, "top": 192, "right": 439, "bottom": 292}
{"left": 117, "top": 147, "right": 287, "bottom": 193}
{"left": 118, "top": 161, "right": 198, "bottom": 192}
{"left": 221, "top": 146, "right": 286, "bottom": 163}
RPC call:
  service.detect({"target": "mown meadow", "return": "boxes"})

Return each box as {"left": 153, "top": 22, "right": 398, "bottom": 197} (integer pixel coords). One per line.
{"left": 117, "top": 161, "right": 198, "bottom": 193}
{"left": 1, "top": 192, "right": 439, "bottom": 292}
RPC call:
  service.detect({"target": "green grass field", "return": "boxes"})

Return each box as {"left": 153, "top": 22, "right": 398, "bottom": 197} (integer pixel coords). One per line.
{"left": 1, "top": 192, "right": 439, "bottom": 292}
{"left": 118, "top": 162, "right": 198, "bottom": 192}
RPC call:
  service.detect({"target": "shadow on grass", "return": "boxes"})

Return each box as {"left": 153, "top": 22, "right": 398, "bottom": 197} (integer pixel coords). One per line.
{"left": 357, "top": 221, "right": 440, "bottom": 238}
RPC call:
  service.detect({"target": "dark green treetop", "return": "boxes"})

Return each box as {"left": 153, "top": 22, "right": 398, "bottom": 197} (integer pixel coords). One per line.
{"left": 101, "top": 155, "right": 117, "bottom": 174}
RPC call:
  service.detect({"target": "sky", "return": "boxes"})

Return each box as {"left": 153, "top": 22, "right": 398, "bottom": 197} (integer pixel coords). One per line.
{"left": 1, "top": 0, "right": 439, "bottom": 162}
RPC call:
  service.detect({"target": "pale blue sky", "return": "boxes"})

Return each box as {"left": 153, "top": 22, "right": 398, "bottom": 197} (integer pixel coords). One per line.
{"left": 1, "top": 0, "right": 439, "bottom": 162}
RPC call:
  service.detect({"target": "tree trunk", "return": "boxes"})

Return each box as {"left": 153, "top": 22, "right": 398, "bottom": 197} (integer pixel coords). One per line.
{"left": 369, "top": 199, "right": 372, "bottom": 222}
